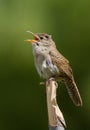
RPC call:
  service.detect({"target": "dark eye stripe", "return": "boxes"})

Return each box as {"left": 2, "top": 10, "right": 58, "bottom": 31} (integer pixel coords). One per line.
{"left": 40, "top": 37, "right": 43, "bottom": 40}
{"left": 39, "top": 35, "right": 49, "bottom": 40}
{"left": 45, "top": 35, "right": 49, "bottom": 38}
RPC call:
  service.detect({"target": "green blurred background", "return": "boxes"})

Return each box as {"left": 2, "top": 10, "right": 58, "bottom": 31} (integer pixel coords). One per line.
{"left": 0, "top": 0, "right": 90, "bottom": 130}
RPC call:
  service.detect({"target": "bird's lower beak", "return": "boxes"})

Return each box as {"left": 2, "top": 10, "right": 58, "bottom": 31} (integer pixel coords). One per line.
{"left": 25, "top": 31, "right": 40, "bottom": 43}
{"left": 25, "top": 39, "right": 37, "bottom": 43}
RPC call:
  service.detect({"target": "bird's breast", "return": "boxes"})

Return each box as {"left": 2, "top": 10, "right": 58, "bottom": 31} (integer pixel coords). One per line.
{"left": 33, "top": 52, "right": 60, "bottom": 79}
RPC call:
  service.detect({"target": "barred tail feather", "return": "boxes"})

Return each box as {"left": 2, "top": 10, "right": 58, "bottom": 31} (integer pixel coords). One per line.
{"left": 65, "top": 79, "right": 82, "bottom": 106}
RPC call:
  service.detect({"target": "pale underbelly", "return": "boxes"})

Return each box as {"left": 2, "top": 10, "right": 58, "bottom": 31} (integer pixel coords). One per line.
{"left": 35, "top": 59, "right": 60, "bottom": 79}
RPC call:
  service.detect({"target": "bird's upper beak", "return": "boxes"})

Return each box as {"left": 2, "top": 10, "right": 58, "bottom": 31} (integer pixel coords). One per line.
{"left": 25, "top": 31, "right": 39, "bottom": 43}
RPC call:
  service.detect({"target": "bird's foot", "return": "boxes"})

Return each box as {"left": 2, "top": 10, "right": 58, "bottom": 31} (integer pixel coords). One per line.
{"left": 46, "top": 77, "right": 58, "bottom": 88}
{"left": 40, "top": 78, "right": 55, "bottom": 86}
{"left": 40, "top": 78, "right": 58, "bottom": 88}
{"left": 40, "top": 81, "right": 45, "bottom": 86}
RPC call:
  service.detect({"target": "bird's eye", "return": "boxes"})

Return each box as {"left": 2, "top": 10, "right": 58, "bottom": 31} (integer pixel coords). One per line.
{"left": 36, "top": 43, "right": 39, "bottom": 46}
{"left": 40, "top": 37, "right": 43, "bottom": 40}
{"left": 45, "top": 35, "right": 49, "bottom": 39}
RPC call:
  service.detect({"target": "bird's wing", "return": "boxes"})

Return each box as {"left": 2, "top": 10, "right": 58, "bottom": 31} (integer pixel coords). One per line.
{"left": 49, "top": 49, "right": 73, "bottom": 79}
{"left": 50, "top": 49, "right": 82, "bottom": 106}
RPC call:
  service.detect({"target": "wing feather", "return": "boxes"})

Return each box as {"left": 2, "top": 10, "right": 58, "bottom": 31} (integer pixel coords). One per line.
{"left": 49, "top": 49, "right": 82, "bottom": 106}
{"left": 49, "top": 49, "right": 73, "bottom": 78}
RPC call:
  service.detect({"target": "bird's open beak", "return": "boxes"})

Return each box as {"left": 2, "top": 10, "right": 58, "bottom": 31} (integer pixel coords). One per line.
{"left": 25, "top": 31, "right": 39, "bottom": 43}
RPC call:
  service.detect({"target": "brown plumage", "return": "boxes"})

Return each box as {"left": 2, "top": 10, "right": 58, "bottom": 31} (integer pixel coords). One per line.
{"left": 50, "top": 50, "right": 82, "bottom": 106}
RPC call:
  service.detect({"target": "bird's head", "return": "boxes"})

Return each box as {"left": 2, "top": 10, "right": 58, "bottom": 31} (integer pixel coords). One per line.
{"left": 26, "top": 31, "right": 56, "bottom": 48}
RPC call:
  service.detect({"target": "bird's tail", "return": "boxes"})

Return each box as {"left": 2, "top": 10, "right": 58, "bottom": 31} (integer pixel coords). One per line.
{"left": 65, "top": 78, "right": 82, "bottom": 106}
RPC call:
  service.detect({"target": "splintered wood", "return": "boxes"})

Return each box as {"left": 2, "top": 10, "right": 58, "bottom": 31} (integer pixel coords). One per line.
{"left": 46, "top": 79, "right": 66, "bottom": 129}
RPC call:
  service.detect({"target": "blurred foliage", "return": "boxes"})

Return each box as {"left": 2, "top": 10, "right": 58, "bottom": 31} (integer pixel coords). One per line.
{"left": 0, "top": 0, "right": 90, "bottom": 130}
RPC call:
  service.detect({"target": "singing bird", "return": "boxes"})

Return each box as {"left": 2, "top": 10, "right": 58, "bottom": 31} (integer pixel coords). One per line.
{"left": 26, "top": 31, "right": 82, "bottom": 106}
